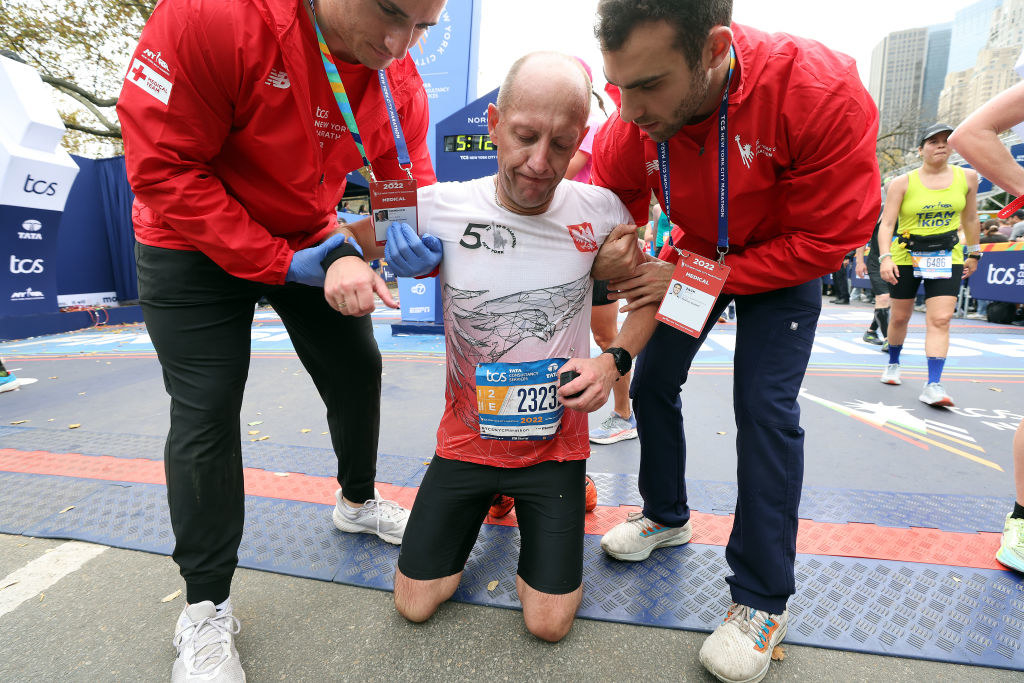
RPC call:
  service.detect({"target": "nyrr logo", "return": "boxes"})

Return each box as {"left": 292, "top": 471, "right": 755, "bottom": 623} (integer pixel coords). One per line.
{"left": 18, "top": 219, "right": 43, "bottom": 240}
{"left": 10, "top": 287, "right": 44, "bottom": 302}
{"left": 23, "top": 174, "right": 58, "bottom": 196}
{"left": 9, "top": 256, "right": 44, "bottom": 274}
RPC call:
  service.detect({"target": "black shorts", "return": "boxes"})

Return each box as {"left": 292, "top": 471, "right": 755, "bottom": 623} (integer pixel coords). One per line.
{"left": 592, "top": 279, "right": 613, "bottom": 307}
{"left": 889, "top": 264, "right": 964, "bottom": 300}
{"left": 865, "top": 256, "right": 889, "bottom": 297}
{"left": 397, "top": 455, "right": 586, "bottom": 594}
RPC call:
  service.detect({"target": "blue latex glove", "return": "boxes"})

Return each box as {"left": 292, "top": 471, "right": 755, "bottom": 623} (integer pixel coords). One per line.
{"left": 286, "top": 233, "right": 357, "bottom": 287}
{"left": 385, "top": 222, "right": 443, "bottom": 277}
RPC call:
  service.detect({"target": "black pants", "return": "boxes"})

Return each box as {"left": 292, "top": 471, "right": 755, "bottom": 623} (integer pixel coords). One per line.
{"left": 830, "top": 263, "right": 849, "bottom": 300}
{"left": 136, "top": 244, "right": 382, "bottom": 604}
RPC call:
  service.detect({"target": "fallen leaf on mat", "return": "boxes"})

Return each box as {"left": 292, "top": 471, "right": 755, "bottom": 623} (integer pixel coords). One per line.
{"left": 48, "top": 376, "right": 57, "bottom": 379}
{"left": 78, "top": 392, "right": 86, "bottom": 396}
{"left": 10, "top": 420, "right": 27, "bottom": 425}
{"left": 771, "top": 645, "right": 785, "bottom": 661}
{"left": 252, "top": 435, "right": 270, "bottom": 441}
{"left": 160, "top": 589, "right": 182, "bottom": 603}
{"left": 248, "top": 420, "right": 263, "bottom": 426}
{"left": 423, "top": 461, "right": 430, "bottom": 466}
{"left": 717, "top": 431, "right": 727, "bottom": 435}
{"left": 39, "top": 593, "right": 45, "bottom": 602}
{"left": 487, "top": 580, "right": 499, "bottom": 591}
{"left": 990, "top": 387, "right": 1003, "bottom": 392}
{"left": 47, "top": 418, "right": 54, "bottom": 422}
{"left": 68, "top": 424, "right": 81, "bottom": 429}
{"left": 322, "top": 431, "right": 328, "bottom": 435}
{"left": 58, "top": 506, "right": 75, "bottom": 514}
{"left": 300, "top": 428, "right": 311, "bottom": 433}
{"left": 247, "top": 430, "right": 260, "bottom": 435}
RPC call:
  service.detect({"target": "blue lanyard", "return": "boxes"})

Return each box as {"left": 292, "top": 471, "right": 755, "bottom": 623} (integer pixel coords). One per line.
{"left": 308, "top": 0, "right": 412, "bottom": 178}
{"left": 660, "top": 46, "right": 736, "bottom": 262}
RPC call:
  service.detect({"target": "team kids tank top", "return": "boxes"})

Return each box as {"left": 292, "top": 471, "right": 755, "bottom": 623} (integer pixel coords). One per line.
{"left": 891, "top": 166, "right": 967, "bottom": 266}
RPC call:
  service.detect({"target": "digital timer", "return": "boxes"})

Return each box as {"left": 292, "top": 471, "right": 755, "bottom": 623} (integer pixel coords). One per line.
{"left": 443, "top": 134, "right": 495, "bottom": 153}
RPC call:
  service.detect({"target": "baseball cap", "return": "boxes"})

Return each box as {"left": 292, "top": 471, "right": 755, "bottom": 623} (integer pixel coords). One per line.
{"left": 919, "top": 123, "right": 954, "bottom": 147}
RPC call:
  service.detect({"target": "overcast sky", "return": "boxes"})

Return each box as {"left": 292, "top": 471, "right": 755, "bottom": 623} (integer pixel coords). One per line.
{"left": 476, "top": 0, "right": 976, "bottom": 98}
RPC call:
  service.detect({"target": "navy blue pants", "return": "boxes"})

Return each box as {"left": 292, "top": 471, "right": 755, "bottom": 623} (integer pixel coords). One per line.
{"left": 630, "top": 279, "right": 821, "bottom": 614}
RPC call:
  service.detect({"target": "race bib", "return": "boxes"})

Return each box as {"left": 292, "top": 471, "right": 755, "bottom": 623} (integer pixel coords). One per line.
{"left": 911, "top": 250, "right": 953, "bottom": 279}
{"left": 475, "top": 358, "right": 566, "bottom": 441}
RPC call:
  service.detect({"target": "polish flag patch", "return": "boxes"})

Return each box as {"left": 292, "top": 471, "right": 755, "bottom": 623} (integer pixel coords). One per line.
{"left": 567, "top": 222, "right": 598, "bottom": 253}
{"left": 125, "top": 58, "right": 173, "bottom": 105}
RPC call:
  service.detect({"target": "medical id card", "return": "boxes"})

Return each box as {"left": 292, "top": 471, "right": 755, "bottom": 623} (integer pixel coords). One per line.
{"left": 370, "top": 176, "right": 417, "bottom": 246}
{"left": 655, "top": 251, "right": 730, "bottom": 338}
{"left": 911, "top": 250, "right": 953, "bottom": 279}
{"left": 475, "top": 358, "right": 566, "bottom": 441}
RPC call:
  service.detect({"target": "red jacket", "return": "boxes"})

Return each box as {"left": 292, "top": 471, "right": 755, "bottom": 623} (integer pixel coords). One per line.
{"left": 118, "top": 0, "right": 436, "bottom": 284}
{"left": 592, "top": 24, "right": 880, "bottom": 295}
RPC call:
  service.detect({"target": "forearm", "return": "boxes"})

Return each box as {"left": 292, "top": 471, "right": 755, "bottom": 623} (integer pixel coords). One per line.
{"left": 952, "top": 129, "right": 1024, "bottom": 196}
{"left": 335, "top": 217, "right": 384, "bottom": 260}
{"left": 607, "top": 303, "right": 659, "bottom": 358}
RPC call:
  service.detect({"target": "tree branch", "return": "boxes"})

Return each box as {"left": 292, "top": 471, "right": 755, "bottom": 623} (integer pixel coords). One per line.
{"left": 63, "top": 120, "right": 123, "bottom": 138}
{"left": 40, "top": 73, "right": 118, "bottom": 107}
{"left": 54, "top": 84, "right": 122, "bottom": 135}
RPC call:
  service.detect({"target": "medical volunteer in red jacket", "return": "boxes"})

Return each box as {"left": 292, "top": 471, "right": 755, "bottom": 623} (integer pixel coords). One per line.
{"left": 587, "top": 2, "right": 879, "bottom": 680}
{"left": 117, "top": 0, "right": 442, "bottom": 679}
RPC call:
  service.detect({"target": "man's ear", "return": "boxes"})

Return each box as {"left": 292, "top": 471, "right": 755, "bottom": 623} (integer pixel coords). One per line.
{"left": 704, "top": 25, "right": 734, "bottom": 71}
{"left": 487, "top": 103, "right": 499, "bottom": 138}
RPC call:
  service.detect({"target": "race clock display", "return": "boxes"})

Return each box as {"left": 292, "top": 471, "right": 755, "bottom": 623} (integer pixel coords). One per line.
{"left": 443, "top": 134, "right": 494, "bottom": 153}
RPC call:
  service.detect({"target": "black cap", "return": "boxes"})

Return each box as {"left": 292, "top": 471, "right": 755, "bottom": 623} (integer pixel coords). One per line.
{"left": 919, "top": 123, "right": 954, "bottom": 147}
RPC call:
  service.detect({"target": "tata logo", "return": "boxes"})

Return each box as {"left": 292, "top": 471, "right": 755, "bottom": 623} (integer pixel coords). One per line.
{"left": 9, "top": 256, "right": 44, "bottom": 274}
{"left": 411, "top": 283, "right": 427, "bottom": 295}
{"left": 18, "top": 219, "right": 43, "bottom": 240}
{"left": 23, "top": 174, "right": 58, "bottom": 196}
{"left": 10, "top": 287, "right": 44, "bottom": 301}
{"left": 987, "top": 266, "right": 1016, "bottom": 285}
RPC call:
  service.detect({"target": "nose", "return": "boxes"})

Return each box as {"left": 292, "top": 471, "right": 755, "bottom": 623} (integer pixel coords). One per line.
{"left": 617, "top": 89, "right": 643, "bottom": 124}
{"left": 383, "top": 26, "right": 416, "bottom": 60}
{"left": 524, "top": 142, "right": 553, "bottom": 176}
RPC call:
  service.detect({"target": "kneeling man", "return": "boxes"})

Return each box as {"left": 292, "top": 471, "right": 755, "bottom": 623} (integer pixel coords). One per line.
{"left": 384, "top": 52, "right": 648, "bottom": 641}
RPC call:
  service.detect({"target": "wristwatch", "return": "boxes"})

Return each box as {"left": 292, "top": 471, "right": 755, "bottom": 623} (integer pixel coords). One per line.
{"left": 603, "top": 347, "right": 632, "bottom": 376}
{"left": 967, "top": 253, "right": 982, "bottom": 260}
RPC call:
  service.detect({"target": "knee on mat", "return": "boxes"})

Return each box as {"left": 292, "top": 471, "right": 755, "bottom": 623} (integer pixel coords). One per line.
{"left": 393, "top": 586, "right": 439, "bottom": 623}
{"left": 523, "top": 609, "right": 575, "bottom": 643}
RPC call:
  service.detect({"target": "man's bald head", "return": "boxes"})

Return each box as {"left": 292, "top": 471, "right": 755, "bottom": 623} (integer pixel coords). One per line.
{"left": 495, "top": 51, "right": 591, "bottom": 127}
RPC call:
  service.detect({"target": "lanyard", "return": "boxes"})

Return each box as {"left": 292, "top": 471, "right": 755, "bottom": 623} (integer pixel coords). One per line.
{"left": 308, "top": 0, "right": 412, "bottom": 179}
{"left": 660, "top": 46, "right": 736, "bottom": 262}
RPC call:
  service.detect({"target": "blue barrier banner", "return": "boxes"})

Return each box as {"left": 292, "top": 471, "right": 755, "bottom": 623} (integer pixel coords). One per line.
{"left": 0, "top": 205, "right": 63, "bottom": 315}
{"left": 969, "top": 246, "right": 1024, "bottom": 304}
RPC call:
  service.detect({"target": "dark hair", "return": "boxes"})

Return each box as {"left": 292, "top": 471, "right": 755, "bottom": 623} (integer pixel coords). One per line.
{"left": 595, "top": 0, "right": 733, "bottom": 68}
{"left": 983, "top": 219, "right": 1000, "bottom": 232}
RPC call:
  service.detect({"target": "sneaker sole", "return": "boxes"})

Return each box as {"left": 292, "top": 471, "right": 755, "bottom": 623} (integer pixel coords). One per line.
{"left": 920, "top": 395, "right": 954, "bottom": 407}
{"left": 601, "top": 524, "right": 692, "bottom": 562}
{"left": 880, "top": 378, "right": 901, "bottom": 385}
{"left": 702, "top": 622, "right": 788, "bottom": 683}
{"left": 0, "top": 382, "right": 18, "bottom": 394}
{"left": 589, "top": 429, "right": 639, "bottom": 445}
{"left": 996, "top": 548, "right": 1024, "bottom": 573}
{"left": 332, "top": 507, "right": 403, "bottom": 545}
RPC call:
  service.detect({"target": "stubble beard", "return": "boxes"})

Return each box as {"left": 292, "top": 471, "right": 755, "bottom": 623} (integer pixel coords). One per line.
{"left": 650, "top": 67, "right": 711, "bottom": 143}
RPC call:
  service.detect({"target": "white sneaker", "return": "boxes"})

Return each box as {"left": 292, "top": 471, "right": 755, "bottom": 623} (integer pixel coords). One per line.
{"left": 996, "top": 514, "right": 1024, "bottom": 573}
{"left": 880, "top": 363, "right": 901, "bottom": 385}
{"left": 599, "top": 511, "right": 692, "bottom": 561}
{"left": 171, "top": 600, "right": 245, "bottom": 682}
{"left": 699, "top": 604, "right": 787, "bottom": 683}
{"left": 332, "top": 488, "right": 409, "bottom": 544}
{"left": 919, "top": 382, "right": 954, "bottom": 407}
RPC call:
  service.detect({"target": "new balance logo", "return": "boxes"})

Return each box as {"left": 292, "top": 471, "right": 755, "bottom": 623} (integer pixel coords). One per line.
{"left": 265, "top": 69, "right": 290, "bottom": 89}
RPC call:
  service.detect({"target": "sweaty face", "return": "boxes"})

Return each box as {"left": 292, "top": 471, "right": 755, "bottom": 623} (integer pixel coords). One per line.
{"left": 488, "top": 94, "right": 587, "bottom": 215}
{"left": 318, "top": 0, "right": 445, "bottom": 68}
{"left": 603, "top": 21, "right": 712, "bottom": 142}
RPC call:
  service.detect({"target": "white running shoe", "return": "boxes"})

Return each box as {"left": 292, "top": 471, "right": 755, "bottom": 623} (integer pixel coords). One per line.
{"left": 880, "top": 363, "right": 901, "bottom": 385}
{"left": 171, "top": 600, "right": 245, "bottom": 682}
{"left": 996, "top": 514, "right": 1024, "bottom": 573}
{"left": 918, "top": 382, "right": 954, "bottom": 407}
{"left": 599, "top": 511, "right": 692, "bottom": 561}
{"left": 699, "top": 604, "right": 788, "bottom": 683}
{"left": 332, "top": 488, "right": 409, "bottom": 544}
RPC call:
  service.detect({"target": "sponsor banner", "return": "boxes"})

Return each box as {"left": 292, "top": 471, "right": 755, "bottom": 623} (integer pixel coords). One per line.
{"left": 0, "top": 147, "right": 80, "bottom": 211}
{"left": 57, "top": 292, "right": 119, "bottom": 308}
{"left": 969, "top": 249, "right": 1024, "bottom": 304}
{"left": 0, "top": 204, "right": 62, "bottom": 315}
{"left": 397, "top": 276, "right": 442, "bottom": 323}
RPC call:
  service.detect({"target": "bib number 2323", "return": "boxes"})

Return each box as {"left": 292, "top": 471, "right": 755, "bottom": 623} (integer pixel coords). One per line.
{"left": 475, "top": 358, "right": 566, "bottom": 441}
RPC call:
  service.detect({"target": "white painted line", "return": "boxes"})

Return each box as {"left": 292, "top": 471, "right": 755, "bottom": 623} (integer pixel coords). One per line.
{"left": 0, "top": 541, "right": 107, "bottom": 618}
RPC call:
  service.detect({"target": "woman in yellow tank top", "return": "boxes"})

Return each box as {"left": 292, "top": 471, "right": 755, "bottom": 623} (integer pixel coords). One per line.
{"left": 876, "top": 123, "right": 981, "bottom": 407}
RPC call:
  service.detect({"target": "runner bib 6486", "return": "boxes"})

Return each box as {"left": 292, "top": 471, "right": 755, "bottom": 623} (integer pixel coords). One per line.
{"left": 475, "top": 358, "right": 566, "bottom": 441}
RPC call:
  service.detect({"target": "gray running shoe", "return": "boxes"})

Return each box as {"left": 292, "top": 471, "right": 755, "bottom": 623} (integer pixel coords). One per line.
{"left": 171, "top": 600, "right": 244, "bottom": 682}
{"left": 919, "top": 382, "right": 954, "bottom": 407}
{"left": 600, "top": 511, "right": 692, "bottom": 561}
{"left": 589, "top": 411, "right": 638, "bottom": 444}
{"left": 880, "top": 363, "right": 901, "bottom": 385}
{"left": 699, "top": 604, "right": 788, "bottom": 683}
{"left": 332, "top": 488, "right": 409, "bottom": 544}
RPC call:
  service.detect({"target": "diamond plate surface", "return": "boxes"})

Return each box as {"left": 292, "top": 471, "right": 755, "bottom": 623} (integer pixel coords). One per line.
{"left": 239, "top": 498, "right": 341, "bottom": 581}
{"left": 0, "top": 472, "right": 106, "bottom": 534}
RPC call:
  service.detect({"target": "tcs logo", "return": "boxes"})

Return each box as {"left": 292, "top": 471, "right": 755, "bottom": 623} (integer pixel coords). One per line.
{"left": 9, "top": 256, "right": 44, "bottom": 274}
{"left": 23, "top": 174, "right": 58, "bottom": 196}
{"left": 987, "top": 266, "right": 1017, "bottom": 286}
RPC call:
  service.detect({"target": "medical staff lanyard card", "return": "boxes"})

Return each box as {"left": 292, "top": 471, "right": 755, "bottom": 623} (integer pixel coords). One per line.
{"left": 369, "top": 175, "right": 417, "bottom": 246}
{"left": 656, "top": 251, "right": 730, "bottom": 337}
{"left": 475, "top": 359, "right": 566, "bottom": 441}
